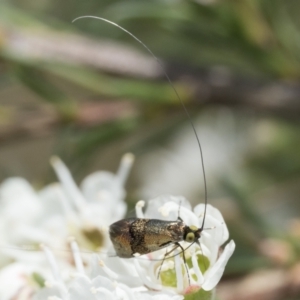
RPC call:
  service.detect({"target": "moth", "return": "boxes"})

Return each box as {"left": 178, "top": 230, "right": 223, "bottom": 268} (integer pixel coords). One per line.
{"left": 109, "top": 215, "right": 203, "bottom": 258}
{"left": 73, "top": 16, "right": 209, "bottom": 284}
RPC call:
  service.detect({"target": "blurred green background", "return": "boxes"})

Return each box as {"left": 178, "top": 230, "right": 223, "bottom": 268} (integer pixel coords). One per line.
{"left": 0, "top": 0, "right": 300, "bottom": 299}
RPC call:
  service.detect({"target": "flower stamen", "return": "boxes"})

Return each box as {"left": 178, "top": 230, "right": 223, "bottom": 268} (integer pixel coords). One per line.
{"left": 135, "top": 201, "right": 145, "bottom": 218}
{"left": 116, "top": 153, "right": 135, "bottom": 187}
{"left": 99, "top": 259, "right": 118, "bottom": 279}
{"left": 174, "top": 249, "right": 184, "bottom": 292}
{"left": 40, "top": 244, "right": 68, "bottom": 300}
{"left": 69, "top": 237, "right": 85, "bottom": 274}
{"left": 191, "top": 250, "right": 204, "bottom": 285}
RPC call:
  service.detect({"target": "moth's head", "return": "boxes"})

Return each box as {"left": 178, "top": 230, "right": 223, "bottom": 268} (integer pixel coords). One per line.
{"left": 184, "top": 225, "right": 202, "bottom": 243}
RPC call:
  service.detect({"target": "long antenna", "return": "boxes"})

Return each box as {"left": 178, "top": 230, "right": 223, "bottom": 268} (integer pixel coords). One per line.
{"left": 72, "top": 16, "right": 208, "bottom": 229}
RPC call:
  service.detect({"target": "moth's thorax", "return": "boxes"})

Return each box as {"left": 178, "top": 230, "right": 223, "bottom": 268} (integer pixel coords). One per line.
{"left": 109, "top": 218, "right": 185, "bottom": 258}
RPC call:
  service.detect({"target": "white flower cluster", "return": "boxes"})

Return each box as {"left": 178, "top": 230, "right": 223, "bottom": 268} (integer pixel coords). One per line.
{"left": 0, "top": 154, "right": 235, "bottom": 300}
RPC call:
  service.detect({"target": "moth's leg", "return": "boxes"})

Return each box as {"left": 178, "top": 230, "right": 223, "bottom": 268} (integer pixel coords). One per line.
{"left": 157, "top": 244, "right": 179, "bottom": 280}
{"left": 175, "top": 242, "right": 190, "bottom": 286}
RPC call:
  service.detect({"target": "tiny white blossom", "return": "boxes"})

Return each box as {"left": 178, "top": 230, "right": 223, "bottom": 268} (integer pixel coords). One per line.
{"left": 142, "top": 196, "right": 235, "bottom": 293}
{"left": 0, "top": 154, "right": 233, "bottom": 299}
{"left": 103, "top": 195, "right": 235, "bottom": 295}
{"left": 33, "top": 241, "right": 182, "bottom": 300}
{"left": 0, "top": 154, "right": 134, "bottom": 265}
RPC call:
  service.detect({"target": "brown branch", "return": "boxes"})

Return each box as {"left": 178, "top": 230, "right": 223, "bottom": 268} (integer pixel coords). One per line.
{"left": 0, "top": 25, "right": 161, "bottom": 78}
{"left": 2, "top": 24, "right": 300, "bottom": 121}
{"left": 168, "top": 65, "right": 300, "bottom": 117}
{"left": 0, "top": 100, "right": 137, "bottom": 144}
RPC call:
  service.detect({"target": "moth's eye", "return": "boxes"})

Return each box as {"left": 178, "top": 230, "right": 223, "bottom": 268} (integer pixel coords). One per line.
{"left": 185, "top": 232, "right": 195, "bottom": 243}
{"left": 189, "top": 225, "right": 198, "bottom": 231}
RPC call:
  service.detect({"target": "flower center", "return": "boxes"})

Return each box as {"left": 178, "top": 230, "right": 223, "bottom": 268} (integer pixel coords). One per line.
{"left": 158, "top": 253, "right": 210, "bottom": 288}
{"left": 81, "top": 227, "right": 105, "bottom": 250}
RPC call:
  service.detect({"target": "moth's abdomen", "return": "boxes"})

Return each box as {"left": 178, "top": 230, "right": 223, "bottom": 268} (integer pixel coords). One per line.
{"left": 109, "top": 218, "right": 136, "bottom": 258}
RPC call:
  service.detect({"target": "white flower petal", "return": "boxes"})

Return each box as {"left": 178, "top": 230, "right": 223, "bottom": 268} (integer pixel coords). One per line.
{"left": 81, "top": 172, "right": 123, "bottom": 203}
{"left": 0, "top": 263, "right": 36, "bottom": 300}
{"left": 133, "top": 259, "right": 162, "bottom": 290}
{"left": 200, "top": 232, "right": 219, "bottom": 265}
{"left": 103, "top": 257, "right": 142, "bottom": 287}
{"left": 51, "top": 156, "right": 86, "bottom": 212}
{"left": 145, "top": 195, "right": 191, "bottom": 220}
{"left": 38, "top": 184, "right": 66, "bottom": 217}
{"left": 194, "top": 204, "right": 229, "bottom": 245}
{"left": 92, "top": 276, "right": 115, "bottom": 292}
{"left": 68, "top": 276, "right": 95, "bottom": 299}
{"left": 157, "top": 201, "right": 199, "bottom": 226}
{"left": 0, "top": 178, "right": 41, "bottom": 222}
{"left": 202, "top": 240, "right": 235, "bottom": 291}
{"left": 80, "top": 172, "right": 126, "bottom": 222}
{"left": 33, "top": 287, "right": 64, "bottom": 300}
{"left": 116, "top": 283, "right": 136, "bottom": 300}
